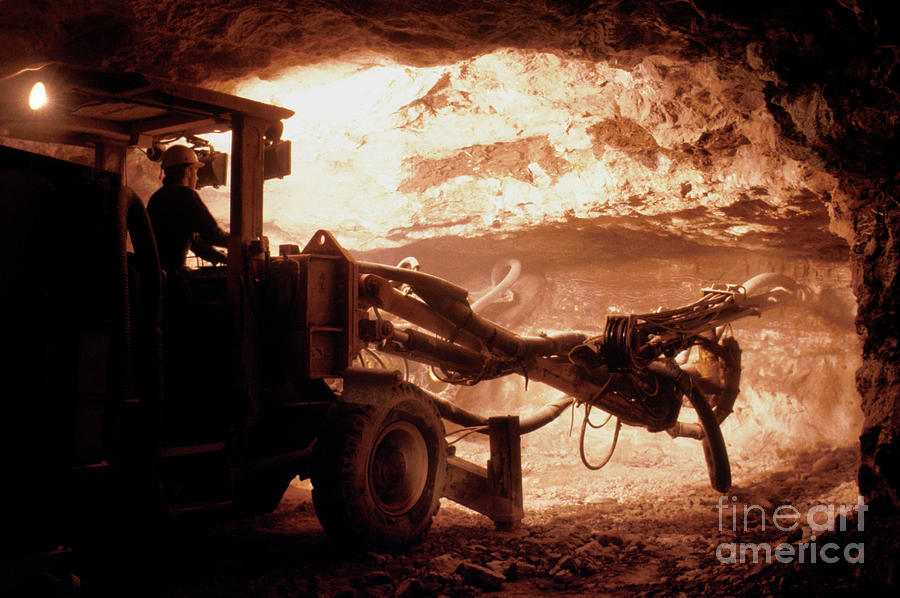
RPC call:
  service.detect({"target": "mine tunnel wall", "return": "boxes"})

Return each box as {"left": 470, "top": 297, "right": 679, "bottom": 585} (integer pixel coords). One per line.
{"left": 851, "top": 185, "right": 900, "bottom": 513}
{"left": 0, "top": 0, "right": 898, "bottom": 574}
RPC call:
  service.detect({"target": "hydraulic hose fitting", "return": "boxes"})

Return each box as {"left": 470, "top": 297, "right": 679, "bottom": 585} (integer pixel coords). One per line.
{"left": 359, "top": 318, "right": 394, "bottom": 342}
{"left": 359, "top": 273, "right": 382, "bottom": 297}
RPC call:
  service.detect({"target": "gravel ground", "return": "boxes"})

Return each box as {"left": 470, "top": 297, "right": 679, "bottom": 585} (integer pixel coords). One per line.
{"left": 68, "top": 433, "right": 866, "bottom": 598}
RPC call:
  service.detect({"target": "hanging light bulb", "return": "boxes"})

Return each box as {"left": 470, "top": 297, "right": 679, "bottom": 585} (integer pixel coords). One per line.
{"left": 28, "top": 82, "right": 48, "bottom": 110}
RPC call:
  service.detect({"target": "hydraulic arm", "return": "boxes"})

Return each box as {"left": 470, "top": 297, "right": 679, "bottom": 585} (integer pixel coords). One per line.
{"left": 356, "top": 258, "right": 802, "bottom": 493}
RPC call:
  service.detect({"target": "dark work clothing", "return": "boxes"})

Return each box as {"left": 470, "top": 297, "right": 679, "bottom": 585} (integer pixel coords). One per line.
{"left": 147, "top": 184, "right": 228, "bottom": 274}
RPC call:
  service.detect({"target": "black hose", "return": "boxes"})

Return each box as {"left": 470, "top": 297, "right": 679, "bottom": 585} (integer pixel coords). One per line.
{"left": 428, "top": 390, "right": 574, "bottom": 435}
{"left": 646, "top": 359, "right": 693, "bottom": 397}
{"left": 112, "top": 187, "right": 163, "bottom": 456}
{"left": 647, "top": 359, "right": 732, "bottom": 492}
{"left": 519, "top": 395, "right": 575, "bottom": 434}
{"left": 359, "top": 261, "right": 469, "bottom": 302}
{"left": 429, "top": 392, "right": 487, "bottom": 429}
{"left": 122, "top": 188, "right": 163, "bottom": 408}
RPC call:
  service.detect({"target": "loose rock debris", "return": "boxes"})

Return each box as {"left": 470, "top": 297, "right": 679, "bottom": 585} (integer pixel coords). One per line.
{"left": 61, "top": 444, "right": 883, "bottom": 597}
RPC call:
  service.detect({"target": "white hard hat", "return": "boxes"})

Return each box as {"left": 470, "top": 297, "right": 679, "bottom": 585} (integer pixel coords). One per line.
{"left": 161, "top": 145, "right": 202, "bottom": 169}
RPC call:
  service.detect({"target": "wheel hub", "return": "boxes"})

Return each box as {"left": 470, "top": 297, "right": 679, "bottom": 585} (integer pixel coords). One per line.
{"left": 369, "top": 420, "right": 428, "bottom": 516}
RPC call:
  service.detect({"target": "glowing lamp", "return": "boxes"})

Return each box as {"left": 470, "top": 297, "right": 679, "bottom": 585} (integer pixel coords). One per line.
{"left": 28, "top": 82, "right": 47, "bottom": 110}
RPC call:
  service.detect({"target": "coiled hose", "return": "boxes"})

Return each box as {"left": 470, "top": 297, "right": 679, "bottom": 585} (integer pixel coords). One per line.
{"left": 471, "top": 258, "right": 522, "bottom": 312}
{"left": 115, "top": 188, "right": 163, "bottom": 422}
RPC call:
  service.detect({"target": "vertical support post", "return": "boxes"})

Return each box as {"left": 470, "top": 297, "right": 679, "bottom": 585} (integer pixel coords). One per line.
{"left": 228, "top": 113, "right": 266, "bottom": 249}
{"left": 94, "top": 140, "right": 126, "bottom": 176}
{"left": 487, "top": 416, "right": 524, "bottom": 530}
{"left": 227, "top": 113, "right": 267, "bottom": 409}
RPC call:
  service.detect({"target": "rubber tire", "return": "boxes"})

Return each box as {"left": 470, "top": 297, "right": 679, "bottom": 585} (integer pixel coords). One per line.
{"left": 311, "top": 382, "right": 446, "bottom": 550}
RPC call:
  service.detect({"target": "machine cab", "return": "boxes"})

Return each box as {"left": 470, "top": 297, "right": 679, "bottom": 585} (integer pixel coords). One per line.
{"left": 0, "top": 64, "right": 299, "bottom": 554}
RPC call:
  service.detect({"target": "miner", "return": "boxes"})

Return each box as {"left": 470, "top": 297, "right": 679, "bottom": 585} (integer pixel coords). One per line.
{"left": 147, "top": 144, "right": 228, "bottom": 278}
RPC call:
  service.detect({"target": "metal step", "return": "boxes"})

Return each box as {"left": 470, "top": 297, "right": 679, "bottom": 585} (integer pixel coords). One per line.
{"left": 157, "top": 441, "right": 226, "bottom": 458}
{"left": 167, "top": 499, "right": 232, "bottom": 517}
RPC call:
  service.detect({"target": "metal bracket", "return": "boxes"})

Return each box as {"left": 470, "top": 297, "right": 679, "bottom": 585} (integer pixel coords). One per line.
{"left": 442, "top": 416, "right": 524, "bottom": 530}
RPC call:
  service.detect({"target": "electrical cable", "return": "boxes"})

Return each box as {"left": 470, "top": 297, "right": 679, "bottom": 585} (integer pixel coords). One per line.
{"left": 579, "top": 403, "right": 621, "bottom": 471}
{"left": 445, "top": 425, "right": 489, "bottom": 445}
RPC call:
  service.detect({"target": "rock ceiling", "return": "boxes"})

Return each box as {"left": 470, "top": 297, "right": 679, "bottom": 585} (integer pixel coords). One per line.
{"left": 2, "top": 1, "right": 896, "bottom": 256}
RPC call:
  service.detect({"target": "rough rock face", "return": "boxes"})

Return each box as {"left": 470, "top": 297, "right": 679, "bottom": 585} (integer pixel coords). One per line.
{"left": 193, "top": 46, "right": 850, "bottom": 255}
{"left": 853, "top": 185, "right": 900, "bottom": 513}
{"left": 2, "top": 0, "right": 898, "bottom": 556}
